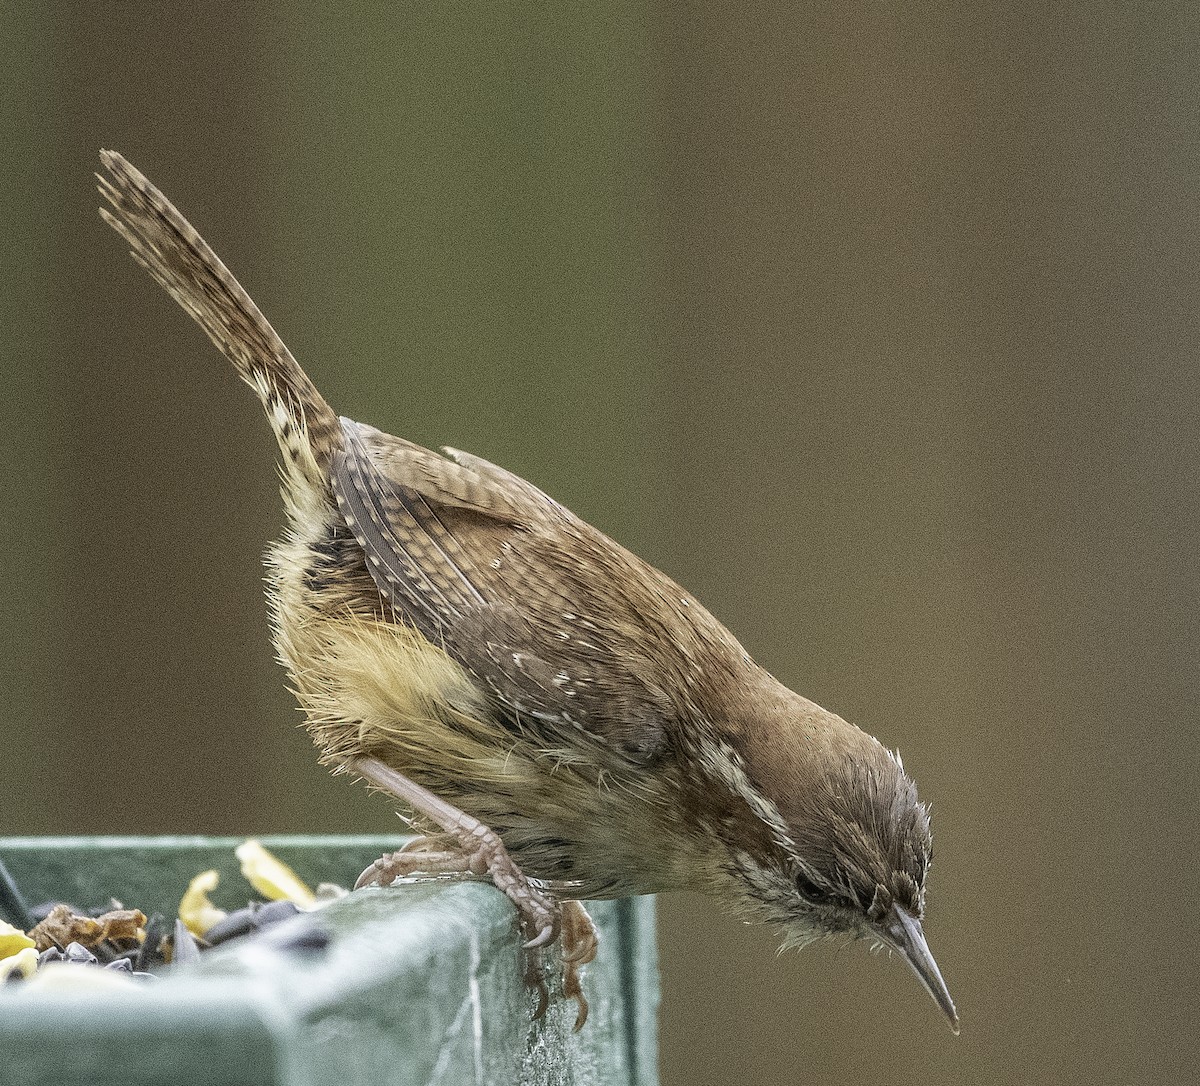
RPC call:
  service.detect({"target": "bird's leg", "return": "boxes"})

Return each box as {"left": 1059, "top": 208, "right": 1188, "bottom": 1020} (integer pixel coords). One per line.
{"left": 351, "top": 756, "right": 576, "bottom": 1019}
{"left": 560, "top": 899, "right": 600, "bottom": 1031}
{"left": 356, "top": 828, "right": 558, "bottom": 1020}
{"left": 352, "top": 757, "right": 559, "bottom": 946}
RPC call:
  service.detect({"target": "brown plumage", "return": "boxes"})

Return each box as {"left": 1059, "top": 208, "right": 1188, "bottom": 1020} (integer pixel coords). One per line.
{"left": 98, "top": 150, "right": 957, "bottom": 1033}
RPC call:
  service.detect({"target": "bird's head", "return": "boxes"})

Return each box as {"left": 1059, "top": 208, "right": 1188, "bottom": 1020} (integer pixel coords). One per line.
{"left": 712, "top": 691, "right": 958, "bottom": 1032}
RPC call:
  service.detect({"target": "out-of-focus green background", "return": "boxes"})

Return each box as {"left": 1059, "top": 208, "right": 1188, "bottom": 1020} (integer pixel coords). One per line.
{"left": 4, "top": 4, "right": 1196, "bottom": 1084}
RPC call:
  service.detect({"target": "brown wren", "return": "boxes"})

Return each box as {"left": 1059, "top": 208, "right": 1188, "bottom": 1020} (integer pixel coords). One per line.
{"left": 98, "top": 150, "right": 958, "bottom": 1034}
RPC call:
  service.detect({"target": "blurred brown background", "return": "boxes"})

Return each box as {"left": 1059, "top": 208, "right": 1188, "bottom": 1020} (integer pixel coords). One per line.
{"left": 3, "top": 4, "right": 1196, "bottom": 1084}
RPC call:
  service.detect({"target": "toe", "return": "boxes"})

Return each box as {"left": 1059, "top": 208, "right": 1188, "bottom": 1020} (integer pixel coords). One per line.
{"left": 522, "top": 921, "right": 557, "bottom": 950}
{"left": 354, "top": 862, "right": 384, "bottom": 890}
{"left": 354, "top": 851, "right": 404, "bottom": 890}
{"left": 563, "top": 964, "right": 590, "bottom": 1031}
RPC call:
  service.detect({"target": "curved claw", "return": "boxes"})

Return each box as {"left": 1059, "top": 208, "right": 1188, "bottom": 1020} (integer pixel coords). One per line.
{"left": 354, "top": 856, "right": 392, "bottom": 890}
{"left": 564, "top": 967, "right": 590, "bottom": 1032}
{"left": 522, "top": 923, "right": 557, "bottom": 950}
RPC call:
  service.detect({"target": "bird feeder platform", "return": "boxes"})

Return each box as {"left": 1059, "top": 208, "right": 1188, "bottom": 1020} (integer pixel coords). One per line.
{"left": 0, "top": 835, "right": 659, "bottom": 1086}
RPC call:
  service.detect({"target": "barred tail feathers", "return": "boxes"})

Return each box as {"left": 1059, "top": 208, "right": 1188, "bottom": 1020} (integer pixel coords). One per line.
{"left": 97, "top": 150, "right": 340, "bottom": 484}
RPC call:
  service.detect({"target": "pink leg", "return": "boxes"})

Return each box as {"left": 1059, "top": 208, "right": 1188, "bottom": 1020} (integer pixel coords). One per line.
{"left": 351, "top": 757, "right": 558, "bottom": 948}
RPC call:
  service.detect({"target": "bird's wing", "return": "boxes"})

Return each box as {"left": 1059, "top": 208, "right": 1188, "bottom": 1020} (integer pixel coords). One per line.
{"left": 331, "top": 417, "right": 698, "bottom": 763}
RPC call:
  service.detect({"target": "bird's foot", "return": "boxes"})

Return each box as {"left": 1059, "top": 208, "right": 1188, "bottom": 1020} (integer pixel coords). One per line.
{"left": 354, "top": 833, "right": 559, "bottom": 949}
{"left": 350, "top": 757, "right": 594, "bottom": 1025}
{"left": 356, "top": 838, "right": 592, "bottom": 1023}
{"left": 354, "top": 834, "right": 489, "bottom": 884}
{"left": 560, "top": 899, "right": 600, "bottom": 1030}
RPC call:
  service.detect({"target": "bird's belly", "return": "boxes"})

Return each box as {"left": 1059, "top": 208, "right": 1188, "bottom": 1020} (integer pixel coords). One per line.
{"left": 264, "top": 528, "right": 676, "bottom": 897}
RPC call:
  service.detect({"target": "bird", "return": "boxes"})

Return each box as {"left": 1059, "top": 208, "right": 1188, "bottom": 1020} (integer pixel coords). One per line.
{"left": 97, "top": 149, "right": 958, "bottom": 1034}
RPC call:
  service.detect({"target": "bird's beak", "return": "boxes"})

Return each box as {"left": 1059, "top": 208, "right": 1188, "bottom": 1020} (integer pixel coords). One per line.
{"left": 874, "top": 904, "right": 960, "bottom": 1034}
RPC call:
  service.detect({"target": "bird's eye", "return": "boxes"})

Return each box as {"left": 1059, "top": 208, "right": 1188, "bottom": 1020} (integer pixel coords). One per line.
{"left": 794, "top": 870, "right": 828, "bottom": 903}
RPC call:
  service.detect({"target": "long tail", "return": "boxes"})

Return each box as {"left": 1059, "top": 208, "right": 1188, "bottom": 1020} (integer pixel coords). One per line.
{"left": 97, "top": 150, "right": 341, "bottom": 481}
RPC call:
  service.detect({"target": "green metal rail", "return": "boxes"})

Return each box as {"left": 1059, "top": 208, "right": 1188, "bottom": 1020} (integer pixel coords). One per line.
{"left": 0, "top": 835, "right": 659, "bottom": 1086}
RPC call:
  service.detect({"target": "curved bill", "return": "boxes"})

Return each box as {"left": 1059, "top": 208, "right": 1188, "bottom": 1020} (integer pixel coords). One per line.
{"left": 875, "top": 904, "right": 960, "bottom": 1034}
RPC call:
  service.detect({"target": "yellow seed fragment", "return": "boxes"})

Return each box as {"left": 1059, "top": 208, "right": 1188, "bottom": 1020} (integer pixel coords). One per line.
{"left": 179, "top": 870, "right": 228, "bottom": 937}
{"left": 235, "top": 840, "right": 316, "bottom": 909}
{"left": 0, "top": 921, "right": 36, "bottom": 960}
